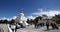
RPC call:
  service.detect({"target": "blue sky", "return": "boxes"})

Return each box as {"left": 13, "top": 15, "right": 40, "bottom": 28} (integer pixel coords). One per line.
{"left": 0, "top": 0, "right": 60, "bottom": 18}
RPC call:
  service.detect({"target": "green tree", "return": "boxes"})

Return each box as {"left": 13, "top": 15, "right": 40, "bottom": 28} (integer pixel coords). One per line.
{"left": 3, "top": 20, "right": 8, "bottom": 24}
{"left": 27, "top": 19, "right": 30, "bottom": 24}
{"left": 52, "top": 14, "right": 60, "bottom": 24}
{"left": 0, "top": 20, "right": 3, "bottom": 23}
{"left": 27, "top": 19, "right": 33, "bottom": 24}
{"left": 0, "top": 20, "right": 9, "bottom": 24}
{"left": 34, "top": 16, "right": 42, "bottom": 21}
{"left": 42, "top": 14, "right": 47, "bottom": 17}
{"left": 9, "top": 19, "right": 15, "bottom": 24}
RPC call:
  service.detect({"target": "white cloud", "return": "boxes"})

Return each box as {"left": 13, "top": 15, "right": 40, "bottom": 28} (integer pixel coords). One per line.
{"left": 1, "top": 9, "right": 60, "bottom": 20}
{"left": 0, "top": 16, "right": 17, "bottom": 21}
{"left": 27, "top": 16, "right": 35, "bottom": 19}
{"left": 12, "top": 16, "right": 17, "bottom": 19}
{"left": 0, "top": 17, "right": 10, "bottom": 21}
{"left": 32, "top": 9, "right": 60, "bottom": 16}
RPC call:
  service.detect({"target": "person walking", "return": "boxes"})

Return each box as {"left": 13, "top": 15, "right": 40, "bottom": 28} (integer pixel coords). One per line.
{"left": 35, "top": 20, "right": 38, "bottom": 28}
{"left": 51, "top": 20, "right": 59, "bottom": 30}
{"left": 37, "top": 19, "right": 41, "bottom": 28}
{"left": 46, "top": 20, "right": 50, "bottom": 30}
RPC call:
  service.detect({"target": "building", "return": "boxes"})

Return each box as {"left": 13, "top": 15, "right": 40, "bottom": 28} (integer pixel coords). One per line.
{"left": 15, "top": 9, "right": 28, "bottom": 26}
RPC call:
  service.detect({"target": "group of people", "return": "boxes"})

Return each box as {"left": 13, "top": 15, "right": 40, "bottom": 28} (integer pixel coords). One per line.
{"left": 34, "top": 19, "right": 59, "bottom": 30}
{"left": 35, "top": 19, "right": 44, "bottom": 28}
{"left": 46, "top": 19, "right": 59, "bottom": 30}
{"left": 9, "top": 22, "right": 26, "bottom": 32}
{"left": 9, "top": 19, "right": 59, "bottom": 32}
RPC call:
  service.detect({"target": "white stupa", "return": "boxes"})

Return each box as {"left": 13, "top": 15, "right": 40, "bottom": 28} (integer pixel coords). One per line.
{"left": 15, "top": 9, "right": 28, "bottom": 26}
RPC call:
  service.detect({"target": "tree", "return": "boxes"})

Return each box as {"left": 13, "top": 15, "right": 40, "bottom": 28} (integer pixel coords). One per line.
{"left": 34, "top": 16, "right": 42, "bottom": 21}
{"left": 33, "top": 16, "right": 42, "bottom": 24}
{"left": 0, "top": 20, "right": 3, "bottom": 23}
{"left": 51, "top": 14, "right": 60, "bottom": 24}
{"left": 3, "top": 20, "right": 8, "bottom": 24}
{"left": 27, "top": 19, "right": 30, "bottom": 24}
{"left": 9, "top": 19, "right": 15, "bottom": 24}
{"left": 42, "top": 15, "right": 47, "bottom": 17}
{"left": 29, "top": 19, "right": 33, "bottom": 24}
{"left": 0, "top": 20, "right": 9, "bottom": 24}
{"left": 27, "top": 19, "right": 33, "bottom": 24}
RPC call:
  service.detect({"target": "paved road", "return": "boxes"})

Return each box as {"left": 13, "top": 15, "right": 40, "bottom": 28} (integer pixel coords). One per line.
{"left": 0, "top": 24, "right": 60, "bottom": 32}
{"left": 0, "top": 24, "right": 8, "bottom": 32}
{"left": 17, "top": 25, "right": 60, "bottom": 32}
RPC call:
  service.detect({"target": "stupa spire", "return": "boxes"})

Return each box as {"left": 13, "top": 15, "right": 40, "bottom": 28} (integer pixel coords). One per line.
{"left": 16, "top": 8, "right": 29, "bottom": 26}
{"left": 20, "top": 8, "right": 23, "bottom": 13}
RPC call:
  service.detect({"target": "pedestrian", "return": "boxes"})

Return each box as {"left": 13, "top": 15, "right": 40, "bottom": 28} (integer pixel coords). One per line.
{"left": 10, "top": 24, "right": 16, "bottom": 32}
{"left": 18, "top": 23, "right": 23, "bottom": 28}
{"left": 46, "top": 20, "right": 50, "bottom": 30}
{"left": 15, "top": 23, "right": 18, "bottom": 32}
{"left": 35, "top": 20, "right": 38, "bottom": 28}
{"left": 37, "top": 19, "right": 40, "bottom": 28}
{"left": 51, "top": 20, "right": 59, "bottom": 30}
{"left": 37, "top": 19, "right": 42, "bottom": 27}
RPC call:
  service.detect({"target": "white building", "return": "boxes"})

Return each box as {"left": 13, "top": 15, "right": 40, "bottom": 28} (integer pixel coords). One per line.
{"left": 15, "top": 9, "right": 28, "bottom": 26}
